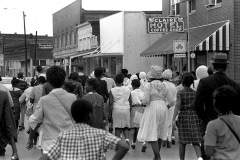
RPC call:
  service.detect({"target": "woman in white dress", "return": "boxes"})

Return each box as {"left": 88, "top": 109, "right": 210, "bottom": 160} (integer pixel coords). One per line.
{"left": 162, "top": 69, "right": 177, "bottom": 148}
{"left": 137, "top": 65, "right": 175, "bottom": 160}
{"left": 109, "top": 73, "right": 131, "bottom": 144}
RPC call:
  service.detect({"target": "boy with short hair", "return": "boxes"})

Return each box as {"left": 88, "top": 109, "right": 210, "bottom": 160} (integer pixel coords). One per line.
{"left": 39, "top": 99, "right": 129, "bottom": 160}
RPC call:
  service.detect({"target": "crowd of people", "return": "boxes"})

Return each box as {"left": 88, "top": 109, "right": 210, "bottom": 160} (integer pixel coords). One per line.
{"left": 0, "top": 52, "right": 240, "bottom": 160}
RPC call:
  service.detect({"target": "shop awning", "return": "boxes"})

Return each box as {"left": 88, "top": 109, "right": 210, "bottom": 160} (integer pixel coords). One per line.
{"left": 140, "top": 20, "right": 230, "bottom": 57}
{"left": 83, "top": 52, "right": 123, "bottom": 58}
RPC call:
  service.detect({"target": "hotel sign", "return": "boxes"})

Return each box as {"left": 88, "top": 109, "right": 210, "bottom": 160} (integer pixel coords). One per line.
{"left": 147, "top": 17, "right": 184, "bottom": 33}
{"left": 39, "top": 43, "right": 54, "bottom": 49}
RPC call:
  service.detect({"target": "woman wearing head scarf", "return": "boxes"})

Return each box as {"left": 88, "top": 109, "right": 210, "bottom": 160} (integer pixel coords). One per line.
{"left": 162, "top": 69, "right": 177, "bottom": 148}
{"left": 137, "top": 65, "right": 175, "bottom": 160}
{"left": 139, "top": 72, "right": 148, "bottom": 91}
{"left": 191, "top": 65, "right": 209, "bottom": 91}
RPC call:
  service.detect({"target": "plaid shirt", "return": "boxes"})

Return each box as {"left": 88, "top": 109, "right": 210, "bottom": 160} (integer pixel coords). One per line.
{"left": 45, "top": 123, "right": 120, "bottom": 160}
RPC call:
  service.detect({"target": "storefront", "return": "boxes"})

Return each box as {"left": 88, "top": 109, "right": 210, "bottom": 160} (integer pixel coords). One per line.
{"left": 140, "top": 20, "right": 230, "bottom": 74}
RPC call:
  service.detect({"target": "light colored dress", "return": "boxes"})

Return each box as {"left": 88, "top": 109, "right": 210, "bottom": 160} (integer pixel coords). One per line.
{"left": 29, "top": 84, "right": 43, "bottom": 112}
{"left": 137, "top": 80, "right": 174, "bottom": 142}
{"left": 111, "top": 86, "right": 131, "bottom": 128}
{"left": 163, "top": 80, "right": 177, "bottom": 141}
{"left": 130, "top": 89, "right": 144, "bottom": 128}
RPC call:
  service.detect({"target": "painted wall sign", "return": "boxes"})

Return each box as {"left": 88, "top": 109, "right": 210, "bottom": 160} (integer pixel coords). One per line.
{"left": 147, "top": 17, "right": 184, "bottom": 33}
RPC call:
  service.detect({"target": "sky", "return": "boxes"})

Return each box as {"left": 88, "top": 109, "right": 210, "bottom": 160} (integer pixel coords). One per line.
{"left": 0, "top": 0, "right": 162, "bottom": 36}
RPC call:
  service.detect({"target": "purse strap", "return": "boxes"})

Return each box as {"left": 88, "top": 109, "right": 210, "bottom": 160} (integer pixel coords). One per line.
{"left": 220, "top": 117, "right": 240, "bottom": 144}
{"left": 53, "top": 92, "right": 74, "bottom": 124}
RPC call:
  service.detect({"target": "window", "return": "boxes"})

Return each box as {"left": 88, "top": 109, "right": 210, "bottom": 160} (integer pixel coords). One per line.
{"left": 40, "top": 60, "right": 46, "bottom": 66}
{"left": 71, "top": 31, "right": 74, "bottom": 45}
{"left": 189, "top": 0, "right": 196, "bottom": 13}
{"left": 170, "top": 0, "right": 180, "bottom": 16}
{"left": 205, "top": 0, "right": 222, "bottom": 7}
{"left": 58, "top": 36, "right": 61, "bottom": 49}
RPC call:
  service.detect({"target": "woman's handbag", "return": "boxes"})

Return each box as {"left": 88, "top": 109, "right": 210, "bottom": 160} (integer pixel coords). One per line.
{"left": 25, "top": 104, "right": 34, "bottom": 117}
{"left": 133, "top": 106, "right": 144, "bottom": 125}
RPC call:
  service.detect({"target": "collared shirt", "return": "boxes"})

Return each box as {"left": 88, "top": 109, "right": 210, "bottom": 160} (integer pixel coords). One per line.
{"left": 45, "top": 123, "right": 120, "bottom": 160}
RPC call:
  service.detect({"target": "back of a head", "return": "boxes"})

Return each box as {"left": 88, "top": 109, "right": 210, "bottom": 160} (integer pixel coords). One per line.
{"left": 182, "top": 72, "right": 194, "bottom": 87}
{"left": 11, "top": 77, "right": 20, "bottom": 86}
{"left": 131, "top": 79, "right": 140, "bottom": 88}
{"left": 115, "top": 73, "right": 124, "bottom": 84}
{"left": 70, "top": 72, "right": 79, "bottom": 81}
{"left": 71, "top": 99, "right": 93, "bottom": 123}
{"left": 17, "top": 72, "right": 24, "bottom": 79}
{"left": 36, "top": 65, "right": 43, "bottom": 73}
{"left": 86, "top": 78, "right": 100, "bottom": 91}
{"left": 121, "top": 69, "right": 128, "bottom": 77}
{"left": 213, "top": 85, "right": 238, "bottom": 114}
{"left": 46, "top": 66, "right": 66, "bottom": 88}
{"left": 94, "top": 67, "right": 103, "bottom": 78}
{"left": 139, "top": 72, "right": 146, "bottom": 80}
{"left": 38, "top": 76, "right": 46, "bottom": 84}
{"left": 196, "top": 65, "right": 208, "bottom": 80}
{"left": 64, "top": 81, "right": 75, "bottom": 93}
{"left": 212, "top": 63, "right": 227, "bottom": 72}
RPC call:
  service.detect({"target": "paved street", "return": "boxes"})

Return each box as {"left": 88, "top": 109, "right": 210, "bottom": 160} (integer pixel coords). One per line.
{"left": 2, "top": 127, "right": 197, "bottom": 160}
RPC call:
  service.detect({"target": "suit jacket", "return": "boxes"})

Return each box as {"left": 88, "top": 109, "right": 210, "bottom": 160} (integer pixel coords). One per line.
{"left": 0, "top": 91, "right": 17, "bottom": 141}
{"left": 96, "top": 78, "right": 109, "bottom": 103}
{"left": 194, "top": 72, "right": 240, "bottom": 124}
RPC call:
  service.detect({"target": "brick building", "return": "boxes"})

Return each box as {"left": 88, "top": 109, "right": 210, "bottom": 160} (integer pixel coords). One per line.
{"left": 141, "top": 0, "right": 240, "bottom": 82}
{"left": 0, "top": 33, "right": 53, "bottom": 77}
{"left": 52, "top": 0, "right": 119, "bottom": 75}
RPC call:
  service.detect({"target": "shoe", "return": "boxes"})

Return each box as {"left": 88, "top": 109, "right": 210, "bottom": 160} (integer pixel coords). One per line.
{"left": 167, "top": 140, "right": 171, "bottom": 148}
{"left": 11, "top": 156, "right": 19, "bottom": 160}
{"left": 125, "top": 139, "right": 130, "bottom": 146}
{"left": 162, "top": 140, "right": 167, "bottom": 147}
{"left": 19, "top": 125, "right": 25, "bottom": 131}
{"left": 141, "top": 142, "right": 147, "bottom": 152}
{"left": 131, "top": 142, "right": 136, "bottom": 149}
{"left": 171, "top": 137, "right": 176, "bottom": 145}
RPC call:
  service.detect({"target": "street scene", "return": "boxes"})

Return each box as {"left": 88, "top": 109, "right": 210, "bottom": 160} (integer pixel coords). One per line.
{"left": 1, "top": 0, "right": 240, "bottom": 160}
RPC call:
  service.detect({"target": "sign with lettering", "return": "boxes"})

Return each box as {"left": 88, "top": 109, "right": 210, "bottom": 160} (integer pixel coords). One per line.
{"left": 39, "top": 43, "right": 54, "bottom": 49}
{"left": 173, "top": 40, "right": 186, "bottom": 53}
{"left": 147, "top": 17, "right": 184, "bottom": 33}
{"left": 174, "top": 53, "right": 186, "bottom": 58}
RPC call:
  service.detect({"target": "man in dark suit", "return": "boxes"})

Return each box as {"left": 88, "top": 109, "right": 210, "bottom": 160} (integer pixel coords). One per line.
{"left": 0, "top": 91, "right": 18, "bottom": 159}
{"left": 194, "top": 52, "right": 240, "bottom": 160}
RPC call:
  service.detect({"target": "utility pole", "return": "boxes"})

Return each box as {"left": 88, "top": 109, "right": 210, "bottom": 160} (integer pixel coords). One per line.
{"left": 186, "top": 0, "right": 190, "bottom": 72}
{"left": 23, "top": 11, "right": 28, "bottom": 77}
{"left": 34, "top": 31, "right": 37, "bottom": 76}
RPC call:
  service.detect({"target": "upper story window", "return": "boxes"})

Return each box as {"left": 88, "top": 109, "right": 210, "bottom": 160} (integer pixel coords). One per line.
{"left": 170, "top": 0, "right": 180, "bottom": 16}
{"left": 205, "top": 0, "right": 222, "bottom": 8}
{"left": 189, "top": 0, "right": 196, "bottom": 13}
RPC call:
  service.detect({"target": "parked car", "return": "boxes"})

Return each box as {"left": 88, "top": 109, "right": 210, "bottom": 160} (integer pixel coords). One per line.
{"left": 1, "top": 77, "right": 13, "bottom": 89}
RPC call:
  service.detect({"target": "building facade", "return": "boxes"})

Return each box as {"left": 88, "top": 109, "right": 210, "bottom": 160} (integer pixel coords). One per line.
{"left": 85, "top": 11, "right": 163, "bottom": 76}
{"left": 141, "top": 0, "right": 240, "bottom": 82}
{"left": 0, "top": 33, "right": 53, "bottom": 77}
{"left": 52, "top": 0, "right": 119, "bottom": 75}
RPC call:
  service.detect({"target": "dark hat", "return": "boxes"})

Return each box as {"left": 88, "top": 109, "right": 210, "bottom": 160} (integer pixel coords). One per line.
{"left": 210, "top": 53, "right": 229, "bottom": 64}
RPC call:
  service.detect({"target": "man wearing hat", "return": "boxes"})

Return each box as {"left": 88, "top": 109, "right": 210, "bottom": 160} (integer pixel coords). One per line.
{"left": 193, "top": 52, "right": 240, "bottom": 160}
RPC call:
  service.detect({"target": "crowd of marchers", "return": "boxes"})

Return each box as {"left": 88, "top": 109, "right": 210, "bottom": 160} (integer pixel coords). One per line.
{"left": 0, "top": 52, "right": 240, "bottom": 160}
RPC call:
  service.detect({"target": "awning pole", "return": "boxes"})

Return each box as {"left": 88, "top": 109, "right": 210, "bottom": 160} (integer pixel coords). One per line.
{"left": 187, "top": 0, "right": 190, "bottom": 72}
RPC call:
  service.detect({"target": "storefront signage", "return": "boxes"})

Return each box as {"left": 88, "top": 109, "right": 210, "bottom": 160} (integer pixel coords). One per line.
{"left": 191, "top": 53, "right": 196, "bottom": 58}
{"left": 39, "top": 43, "right": 54, "bottom": 49}
{"left": 147, "top": 17, "right": 184, "bottom": 33}
{"left": 173, "top": 40, "right": 186, "bottom": 53}
{"left": 174, "top": 53, "right": 186, "bottom": 58}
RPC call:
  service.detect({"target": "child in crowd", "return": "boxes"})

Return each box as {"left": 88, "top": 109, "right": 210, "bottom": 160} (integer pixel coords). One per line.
{"left": 39, "top": 99, "right": 129, "bottom": 160}
{"left": 129, "top": 79, "right": 147, "bottom": 152}
{"left": 172, "top": 72, "right": 203, "bottom": 160}
{"left": 204, "top": 85, "right": 240, "bottom": 160}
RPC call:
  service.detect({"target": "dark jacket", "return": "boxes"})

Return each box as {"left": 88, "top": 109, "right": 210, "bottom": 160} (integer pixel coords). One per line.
{"left": 194, "top": 72, "right": 240, "bottom": 124}
{"left": 96, "top": 79, "right": 109, "bottom": 103}
{"left": 0, "top": 91, "right": 17, "bottom": 141}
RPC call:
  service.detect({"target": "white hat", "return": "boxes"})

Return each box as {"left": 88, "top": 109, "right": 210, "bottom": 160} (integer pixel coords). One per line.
{"left": 162, "top": 69, "right": 172, "bottom": 79}
{"left": 147, "top": 65, "right": 163, "bottom": 79}
{"left": 196, "top": 65, "right": 208, "bottom": 80}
